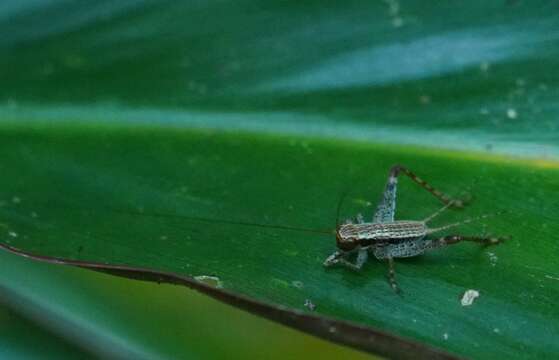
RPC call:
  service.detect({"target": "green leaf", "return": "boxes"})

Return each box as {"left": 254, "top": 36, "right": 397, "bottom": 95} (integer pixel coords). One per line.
{"left": 1, "top": 1, "right": 558, "bottom": 359}
{"left": 0, "top": 248, "right": 374, "bottom": 359}
{"left": 2, "top": 124, "right": 558, "bottom": 359}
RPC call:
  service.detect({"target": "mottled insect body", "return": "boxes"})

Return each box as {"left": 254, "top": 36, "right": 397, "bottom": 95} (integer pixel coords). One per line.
{"left": 337, "top": 221, "right": 427, "bottom": 245}
{"left": 324, "top": 164, "right": 506, "bottom": 293}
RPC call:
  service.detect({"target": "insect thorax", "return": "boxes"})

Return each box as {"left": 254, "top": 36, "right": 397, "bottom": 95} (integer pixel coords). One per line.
{"left": 336, "top": 221, "right": 427, "bottom": 249}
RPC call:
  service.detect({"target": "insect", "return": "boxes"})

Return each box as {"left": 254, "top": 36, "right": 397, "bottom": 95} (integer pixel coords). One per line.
{"left": 323, "top": 164, "right": 507, "bottom": 293}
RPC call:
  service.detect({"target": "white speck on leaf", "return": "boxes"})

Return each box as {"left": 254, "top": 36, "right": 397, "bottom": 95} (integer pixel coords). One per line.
{"left": 487, "top": 252, "right": 498, "bottom": 266}
{"left": 419, "top": 95, "right": 431, "bottom": 104}
{"left": 384, "top": 0, "right": 404, "bottom": 28}
{"left": 292, "top": 280, "right": 304, "bottom": 289}
{"left": 8, "top": 231, "right": 17, "bottom": 238}
{"left": 461, "top": 289, "right": 480, "bottom": 306}
{"left": 304, "top": 299, "right": 316, "bottom": 311}
{"left": 392, "top": 17, "right": 404, "bottom": 27}
{"left": 11, "top": 196, "right": 21, "bottom": 204}
{"left": 194, "top": 275, "right": 223, "bottom": 288}
{"left": 506, "top": 108, "right": 518, "bottom": 119}
{"left": 443, "top": 333, "right": 449, "bottom": 340}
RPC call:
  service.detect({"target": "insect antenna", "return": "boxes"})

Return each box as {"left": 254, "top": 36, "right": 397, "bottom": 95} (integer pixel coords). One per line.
{"left": 426, "top": 211, "right": 505, "bottom": 235}
{"left": 335, "top": 190, "right": 349, "bottom": 229}
{"left": 422, "top": 200, "right": 455, "bottom": 224}
{"left": 106, "top": 208, "right": 334, "bottom": 235}
{"left": 10, "top": 201, "right": 334, "bottom": 235}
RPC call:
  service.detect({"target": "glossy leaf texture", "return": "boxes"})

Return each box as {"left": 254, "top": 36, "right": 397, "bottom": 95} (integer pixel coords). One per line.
{"left": 0, "top": 301, "right": 92, "bottom": 359}
{"left": 1, "top": 1, "right": 558, "bottom": 359}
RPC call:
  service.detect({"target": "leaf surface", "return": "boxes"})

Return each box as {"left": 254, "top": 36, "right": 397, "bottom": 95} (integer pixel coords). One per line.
{"left": 1, "top": 1, "right": 558, "bottom": 358}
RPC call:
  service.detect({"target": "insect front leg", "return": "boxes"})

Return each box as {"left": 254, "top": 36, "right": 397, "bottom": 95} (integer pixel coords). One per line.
{"left": 340, "top": 248, "right": 368, "bottom": 271}
{"left": 323, "top": 250, "right": 344, "bottom": 267}
{"left": 323, "top": 248, "right": 368, "bottom": 270}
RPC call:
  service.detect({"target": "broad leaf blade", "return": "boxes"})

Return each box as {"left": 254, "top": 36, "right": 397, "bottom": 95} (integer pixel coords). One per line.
{"left": 1, "top": 125, "right": 558, "bottom": 359}
{"left": 1, "top": 1, "right": 558, "bottom": 359}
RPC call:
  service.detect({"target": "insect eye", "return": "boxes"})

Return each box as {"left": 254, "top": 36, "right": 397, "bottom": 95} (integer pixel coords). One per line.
{"left": 336, "top": 233, "right": 357, "bottom": 250}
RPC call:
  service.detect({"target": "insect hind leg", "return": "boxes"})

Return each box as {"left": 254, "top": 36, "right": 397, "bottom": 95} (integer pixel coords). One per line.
{"left": 438, "top": 234, "right": 509, "bottom": 246}
{"left": 373, "top": 164, "right": 466, "bottom": 223}
{"left": 392, "top": 165, "right": 464, "bottom": 206}
{"left": 372, "top": 168, "right": 399, "bottom": 223}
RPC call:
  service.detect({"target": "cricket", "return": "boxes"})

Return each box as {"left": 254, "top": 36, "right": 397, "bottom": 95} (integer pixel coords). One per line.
{"left": 323, "top": 164, "right": 507, "bottom": 293}
{"left": 0, "top": 163, "right": 505, "bottom": 296}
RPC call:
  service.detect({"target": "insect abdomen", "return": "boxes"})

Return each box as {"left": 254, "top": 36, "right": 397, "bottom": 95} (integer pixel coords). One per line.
{"left": 373, "top": 238, "right": 430, "bottom": 259}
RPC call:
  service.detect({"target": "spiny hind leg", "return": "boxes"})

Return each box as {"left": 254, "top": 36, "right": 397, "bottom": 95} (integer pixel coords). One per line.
{"left": 386, "top": 256, "right": 402, "bottom": 294}
{"left": 373, "top": 164, "right": 467, "bottom": 223}
{"left": 391, "top": 164, "right": 461, "bottom": 206}
{"left": 437, "top": 234, "right": 509, "bottom": 247}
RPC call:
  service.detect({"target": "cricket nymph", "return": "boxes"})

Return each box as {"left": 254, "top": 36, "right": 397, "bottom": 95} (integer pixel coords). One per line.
{"left": 336, "top": 221, "right": 430, "bottom": 257}
{"left": 337, "top": 221, "right": 427, "bottom": 249}
{"left": 324, "top": 164, "right": 507, "bottom": 294}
